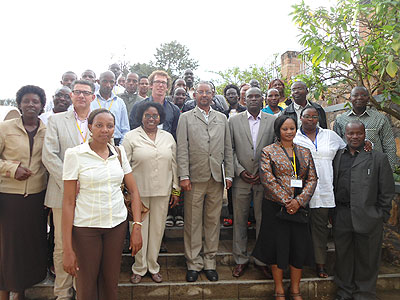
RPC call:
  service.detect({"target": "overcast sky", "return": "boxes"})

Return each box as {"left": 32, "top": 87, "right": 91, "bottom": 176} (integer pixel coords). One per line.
{"left": 0, "top": 0, "right": 334, "bottom": 101}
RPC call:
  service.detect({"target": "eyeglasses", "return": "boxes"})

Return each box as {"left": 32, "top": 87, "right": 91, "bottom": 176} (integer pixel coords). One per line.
{"left": 196, "top": 91, "right": 212, "bottom": 95}
{"left": 302, "top": 115, "right": 319, "bottom": 120}
{"left": 153, "top": 80, "right": 168, "bottom": 86}
{"left": 72, "top": 90, "right": 93, "bottom": 96}
{"left": 144, "top": 114, "right": 160, "bottom": 120}
{"left": 55, "top": 93, "right": 70, "bottom": 99}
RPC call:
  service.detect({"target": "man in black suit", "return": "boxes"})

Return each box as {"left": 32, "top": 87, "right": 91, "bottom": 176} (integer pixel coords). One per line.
{"left": 332, "top": 120, "right": 395, "bottom": 300}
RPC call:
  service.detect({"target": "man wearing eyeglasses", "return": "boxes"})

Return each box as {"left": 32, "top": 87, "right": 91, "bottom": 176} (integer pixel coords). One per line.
{"left": 129, "top": 70, "right": 180, "bottom": 140}
{"left": 177, "top": 81, "right": 234, "bottom": 282}
{"left": 91, "top": 71, "right": 130, "bottom": 145}
{"left": 42, "top": 80, "right": 96, "bottom": 300}
{"left": 40, "top": 86, "right": 72, "bottom": 125}
{"left": 118, "top": 72, "right": 143, "bottom": 116}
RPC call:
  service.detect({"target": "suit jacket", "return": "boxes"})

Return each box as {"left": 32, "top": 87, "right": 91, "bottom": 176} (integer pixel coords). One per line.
{"left": 229, "top": 111, "right": 275, "bottom": 189}
{"left": 260, "top": 142, "right": 317, "bottom": 207}
{"left": 42, "top": 110, "right": 82, "bottom": 208}
{"left": 122, "top": 127, "right": 179, "bottom": 198}
{"left": 333, "top": 148, "right": 395, "bottom": 233}
{"left": 177, "top": 106, "right": 234, "bottom": 183}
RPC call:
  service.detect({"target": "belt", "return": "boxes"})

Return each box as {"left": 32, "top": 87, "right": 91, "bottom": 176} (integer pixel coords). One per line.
{"left": 336, "top": 202, "right": 351, "bottom": 208}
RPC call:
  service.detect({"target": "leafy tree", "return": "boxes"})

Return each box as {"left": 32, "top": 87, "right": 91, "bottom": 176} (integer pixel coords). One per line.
{"left": 0, "top": 99, "right": 17, "bottom": 107}
{"left": 152, "top": 41, "right": 199, "bottom": 79}
{"left": 129, "top": 62, "right": 157, "bottom": 78}
{"left": 291, "top": 0, "right": 400, "bottom": 120}
{"left": 211, "top": 55, "right": 281, "bottom": 95}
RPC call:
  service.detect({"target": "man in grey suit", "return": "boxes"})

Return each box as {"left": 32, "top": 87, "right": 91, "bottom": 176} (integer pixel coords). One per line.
{"left": 177, "top": 81, "right": 234, "bottom": 283}
{"left": 42, "top": 80, "right": 95, "bottom": 300}
{"left": 333, "top": 120, "right": 394, "bottom": 300}
{"left": 229, "top": 87, "right": 275, "bottom": 277}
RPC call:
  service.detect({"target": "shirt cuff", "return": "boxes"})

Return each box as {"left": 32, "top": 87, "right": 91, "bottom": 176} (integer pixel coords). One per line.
{"left": 226, "top": 177, "right": 232, "bottom": 182}
{"left": 180, "top": 176, "right": 190, "bottom": 181}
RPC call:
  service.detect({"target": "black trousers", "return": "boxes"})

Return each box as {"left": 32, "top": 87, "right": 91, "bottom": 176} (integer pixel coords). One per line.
{"left": 333, "top": 206, "right": 383, "bottom": 300}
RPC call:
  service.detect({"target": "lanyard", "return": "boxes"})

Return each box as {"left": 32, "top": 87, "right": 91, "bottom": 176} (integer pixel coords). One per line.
{"left": 300, "top": 127, "right": 319, "bottom": 151}
{"left": 281, "top": 146, "right": 298, "bottom": 178}
{"left": 75, "top": 120, "right": 87, "bottom": 143}
{"left": 97, "top": 98, "right": 114, "bottom": 111}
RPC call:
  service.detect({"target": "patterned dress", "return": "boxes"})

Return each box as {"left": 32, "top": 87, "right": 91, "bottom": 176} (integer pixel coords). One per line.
{"left": 252, "top": 142, "right": 317, "bottom": 269}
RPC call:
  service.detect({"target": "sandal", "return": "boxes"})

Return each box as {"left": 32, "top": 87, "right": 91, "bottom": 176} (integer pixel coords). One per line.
{"left": 130, "top": 273, "right": 142, "bottom": 284}
{"left": 175, "top": 215, "right": 184, "bottom": 227}
{"left": 273, "top": 292, "right": 286, "bottom": 299}
{"left": 290, "top": 292, "right": 303, "bottom": 300}
{"left": 316, "top": 266, "right": 329, "bottom": 278}
{"left": 151, "top": 272, "right": 163, "bottom": 283}
{"left": 165, "top": 215, "right": 175, "bottom": 227}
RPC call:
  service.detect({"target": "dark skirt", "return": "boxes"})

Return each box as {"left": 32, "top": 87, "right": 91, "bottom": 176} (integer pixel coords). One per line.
{"left": 0, "top": 191, "right": 47, "bottom": 291}
{"left": 252, "top": 199, "right": 314, "bottom": 270}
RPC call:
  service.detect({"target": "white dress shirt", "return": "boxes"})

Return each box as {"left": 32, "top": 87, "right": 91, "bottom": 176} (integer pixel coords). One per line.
{"left": 63, "top": 143, "right": 132, "bottom": 228}
{"left": 294, "top": 127, "right": 346, "bottom": 208}
{"left": 39, "top": 110, "right": 55, "bottom": 125}
{"left": 247, "top": 111, "right": 261, "bottom": 157}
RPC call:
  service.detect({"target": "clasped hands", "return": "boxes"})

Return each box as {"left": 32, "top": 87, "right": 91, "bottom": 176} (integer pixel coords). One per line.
{"left": 285, "top": 198, "right": 301, "bottom": 214}
{"left": 240, "top": 170, "right": 260, "bottom": 185}
{"left": 180, "top": 178, "right": 232, "bottom": 191}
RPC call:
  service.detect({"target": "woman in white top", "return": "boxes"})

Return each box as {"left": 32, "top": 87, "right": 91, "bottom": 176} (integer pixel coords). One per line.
{"left": 62, "top": 108, "right": 143, "bottom": 300}
{"left": 123, "top": 101, "right": 180, "bottom": 284}
{"left": 294, "top": 106, "right": 347, "bottom": 279}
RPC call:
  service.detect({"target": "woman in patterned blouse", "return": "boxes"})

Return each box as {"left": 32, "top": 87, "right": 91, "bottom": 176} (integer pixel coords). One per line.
{"left": 253, "top": 115, "right": 317, "bottom": 300}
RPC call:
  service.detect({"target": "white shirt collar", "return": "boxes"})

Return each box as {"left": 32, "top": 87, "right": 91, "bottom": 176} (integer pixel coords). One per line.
{"left": 246, "top": 110, "right": 261, "bottom": 120}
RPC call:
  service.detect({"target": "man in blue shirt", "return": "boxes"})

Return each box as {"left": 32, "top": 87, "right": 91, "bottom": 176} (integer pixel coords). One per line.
{"left": 91, "top": 71, "right": 130, "bottom": 145}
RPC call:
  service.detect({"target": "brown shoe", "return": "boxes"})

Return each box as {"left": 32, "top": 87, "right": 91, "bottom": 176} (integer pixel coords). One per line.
{"left": 256, "top": 265, "right": 273, "bottom": 279}
{"left": 130, "top": 273, "right": 142, "bottom": 284}
{"left": 151, "top": 272, "right": 163, "bottom": 283}
{"left": 232, "top": 263, "right": 248, "bottom": 277}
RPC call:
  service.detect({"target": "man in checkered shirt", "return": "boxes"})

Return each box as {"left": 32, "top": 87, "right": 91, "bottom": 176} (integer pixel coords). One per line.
{"left": 333, "top": 86, "right": 397, "bottom": 170}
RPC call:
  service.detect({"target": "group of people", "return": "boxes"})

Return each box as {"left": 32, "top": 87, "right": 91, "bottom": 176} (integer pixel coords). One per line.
{"left": 0, "top": 63, "right": 397, "bottom": 300}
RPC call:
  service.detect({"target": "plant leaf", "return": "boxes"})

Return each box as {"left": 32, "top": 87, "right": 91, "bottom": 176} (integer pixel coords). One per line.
{"left": 386, "top": 62, "right": 398, "bottom": 78}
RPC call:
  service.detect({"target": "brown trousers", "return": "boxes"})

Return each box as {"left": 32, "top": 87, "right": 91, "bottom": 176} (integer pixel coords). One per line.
{"left": 72, "top": 221, "right": 126, "bottom": 300}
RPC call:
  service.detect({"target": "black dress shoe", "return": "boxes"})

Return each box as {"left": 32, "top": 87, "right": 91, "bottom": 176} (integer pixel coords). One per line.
{"left": 204, "top": 269, "right": 219, "bottom": 281}
{"left": 186, "top": 270, "right": 199, "bottom": 282}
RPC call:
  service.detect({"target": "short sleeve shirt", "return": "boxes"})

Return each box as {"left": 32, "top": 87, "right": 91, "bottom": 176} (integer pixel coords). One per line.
{"left": 63, "top": 143, "right": 132, "bottom": 228}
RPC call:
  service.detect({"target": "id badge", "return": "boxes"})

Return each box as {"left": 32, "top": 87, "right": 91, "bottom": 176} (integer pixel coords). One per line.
{"left": 290, "top": 177, "right": 303, "bottom": 188}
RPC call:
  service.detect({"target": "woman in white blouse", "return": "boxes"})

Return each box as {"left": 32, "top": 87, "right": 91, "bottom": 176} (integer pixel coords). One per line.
{"left": 123, "top": 101, "right": 180, "bottom": 284}
{"left": 294, "top": 107, "right": 346, "bottom": 279}
{"left": 62, "top": 108, "right": 143, "bottom": 300}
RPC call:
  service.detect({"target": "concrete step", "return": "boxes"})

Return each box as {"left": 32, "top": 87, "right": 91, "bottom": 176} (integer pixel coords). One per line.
{"left": 26, "top": 239, "right": 400, "bottom": 300}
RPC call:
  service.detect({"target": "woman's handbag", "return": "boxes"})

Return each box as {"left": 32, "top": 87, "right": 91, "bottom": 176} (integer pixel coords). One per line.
{"left": 114, "top": 145, "right": 149, "bottom": 221}
{"left": 276, "top": 204, "right": 309, "bottom": 224}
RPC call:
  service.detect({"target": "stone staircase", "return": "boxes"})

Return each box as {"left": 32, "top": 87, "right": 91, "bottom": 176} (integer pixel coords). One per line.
{"left": 26, "top": 224, "right": 400, "bottom": 300}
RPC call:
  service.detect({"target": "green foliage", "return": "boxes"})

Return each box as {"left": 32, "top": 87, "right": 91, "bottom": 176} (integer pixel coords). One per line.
{"left": 129, "top": 62, "right": 157, "bottom": 78}
{"left": 0, "top": 99, "right": 17, "bottom": 107}
{"left": 127, "top": 41, "right": 199, "bottom": 81}
{"left": 211, "top": 55, "right": 281, "bottom": 95}
{"left": 291, "top": 0, "right": 400, "bottom": 120}
{"left": 152, "top": 41, "right": 199, "bottom": 80}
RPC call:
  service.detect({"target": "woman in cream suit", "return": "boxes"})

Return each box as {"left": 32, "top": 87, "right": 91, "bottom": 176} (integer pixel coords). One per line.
{"left": 123, "top": 101, "right": 180, "bottom": 284}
